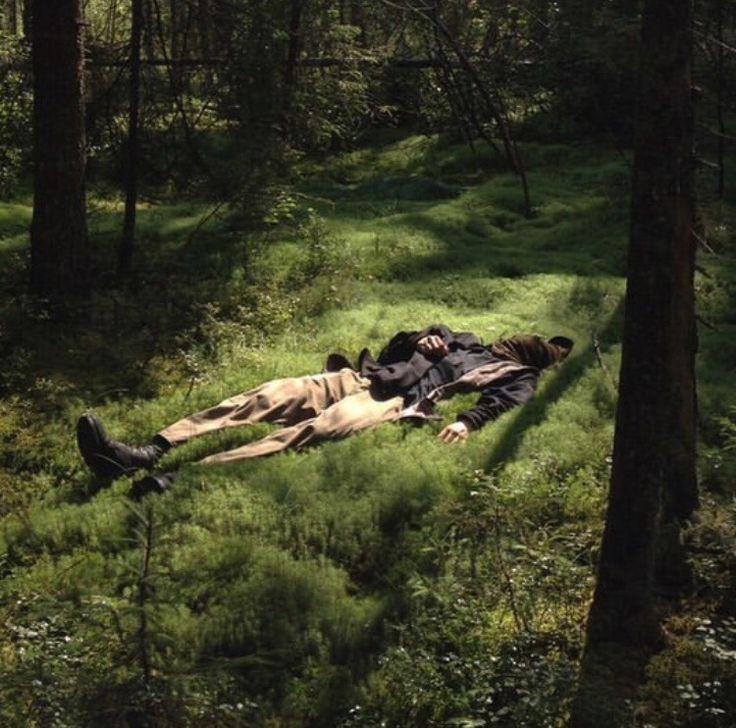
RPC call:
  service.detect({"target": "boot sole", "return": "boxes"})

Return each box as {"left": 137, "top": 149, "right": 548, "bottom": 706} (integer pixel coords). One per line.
{"left": 77, "top": 415, "right": 106, "bottom": 464}
{"left": 76, "top": 414, "right": 126, "bottom": 480}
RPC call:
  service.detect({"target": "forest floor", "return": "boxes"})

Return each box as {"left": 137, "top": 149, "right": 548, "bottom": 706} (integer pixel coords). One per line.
{"left": 1, "top": 134, "right": 735, "bottom": 726}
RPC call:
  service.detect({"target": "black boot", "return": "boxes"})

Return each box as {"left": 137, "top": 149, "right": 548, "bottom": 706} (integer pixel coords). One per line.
{"left": 129, "top": 472, "right": 177, "bottom": 500}
{"left": 77, "top": 414, "right": 169, "bottom": 481}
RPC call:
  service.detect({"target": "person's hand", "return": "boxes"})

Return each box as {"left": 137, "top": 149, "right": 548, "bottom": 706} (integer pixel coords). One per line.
{"left": 438, "top": 421, "right": 469, "bottom": 443}
{"left": 417, "top": 335, "right": 449, "bottom": 357}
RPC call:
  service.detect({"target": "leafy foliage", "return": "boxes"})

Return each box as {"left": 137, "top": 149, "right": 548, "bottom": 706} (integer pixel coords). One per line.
{"left": 0, "top": 34, "right": 31, "bottom": 197}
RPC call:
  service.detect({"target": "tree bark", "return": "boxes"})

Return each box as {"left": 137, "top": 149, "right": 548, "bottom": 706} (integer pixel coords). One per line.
{"left": 197, "top": 0, "right": 210, "bottom": 59}
{"left": 118, "top": 0, "right": 144, "bottom": 280}
{"left": 21, "top": 0, "right": 30, "bottom": 38}
{"left": 169, "top": 0, "right": 182, "bottom": 91}
{"left": 281, "top": 0, "right": 304, "bottom": 141}
{"left": 591, "top": 0, "right": 696, "bottom": 646}
{"left": 350, "top": 0, "right": 366, "bottom": 45}
{"left": 3, "top": 0, "right": 17, "bottom": 34}
{"left": 30, "top": 0, "right": 90, "bottom": 297}
{"left": 569, "top": 0, "right": 697, "bottom": 724}
{"left": 715, "top": 0, "right": 726, "bottom": 197}
{"left": 143, "top": 0, "right": 155, "bottom": 59}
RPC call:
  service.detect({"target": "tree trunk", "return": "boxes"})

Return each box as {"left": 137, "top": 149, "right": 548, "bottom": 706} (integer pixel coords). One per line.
{"left": 350, "top": 0, "right": 366, "bottom": 45}
{"left": 715, "top": 0, "right": 726, "bottom": 197}
{"left": 3, "top": 0, "right": 17, "bottom": 34}
{"left": 281, "top": 0, "right": 304, "bottom": 141}
{"left": 197, "top": 0, "right": 210, "bottom": 59}
{"left": 430, "top": 10, "right": 532, "bottom": 216}
{"left": 169, "top": 0, "right": 182, "bottom": 91}
{"left": 143, "top": 0, "right": 155, "bottom": 59}
{"left": 21, "top": 0, "right": 30, "bottom": 38}
{"left": 569, "top": 0, "right": 697, "bottom": 723}
{"left": 590, "top": 0, "right": 696, "bottom": 648}
{"left": 119, "top": 0, "right": 144, "bottom": 280}
{"left": 30, "top": 0, "right": 90, "bottom": 297}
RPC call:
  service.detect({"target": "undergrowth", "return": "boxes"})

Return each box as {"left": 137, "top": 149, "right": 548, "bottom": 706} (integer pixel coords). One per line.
{"left": 0, "top": 134, "right": 734, "bottom": 726}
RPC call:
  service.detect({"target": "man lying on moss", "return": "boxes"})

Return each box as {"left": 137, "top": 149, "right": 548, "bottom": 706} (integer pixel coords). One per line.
{"left": 77, "top": 325, "right": 573, "bottom": 498}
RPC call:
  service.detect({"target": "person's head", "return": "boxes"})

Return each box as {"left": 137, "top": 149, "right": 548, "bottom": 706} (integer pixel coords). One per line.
{"left": 491, "top": 334, "right": 574, "bottom": 370}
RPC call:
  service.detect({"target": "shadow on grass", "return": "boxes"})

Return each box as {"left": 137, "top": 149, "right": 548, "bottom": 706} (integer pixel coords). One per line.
{"left": 374, "top": 193, "right": 627, "bottom": 282}
{"left": 0, "top": 199, "right": 248, "bottom": 401}
{"left": 485, "top": 297, "right": 624, "bottom": 471}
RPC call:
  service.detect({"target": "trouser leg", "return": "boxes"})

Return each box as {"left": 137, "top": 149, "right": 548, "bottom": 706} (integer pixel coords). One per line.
{"left": 158, "top": 369, "right": 370, "bottom": 446}
{"left": 197, "top": 389, "right": 404, "bottom": 464}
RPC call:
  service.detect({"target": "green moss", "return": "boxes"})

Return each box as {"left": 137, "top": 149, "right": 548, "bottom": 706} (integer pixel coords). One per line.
{"left": 1, "top": 135, "right": 734, "bottom": 725}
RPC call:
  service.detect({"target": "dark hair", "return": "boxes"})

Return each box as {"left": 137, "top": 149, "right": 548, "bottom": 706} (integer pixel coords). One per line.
{"left": 491, "top": 335, "right": 574, "bottom": 369}
{"left": 549, "top": 335, "right": 574, "bottom": 353}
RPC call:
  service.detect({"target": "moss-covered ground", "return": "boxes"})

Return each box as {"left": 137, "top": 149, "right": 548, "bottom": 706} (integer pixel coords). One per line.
{"left": 1, "top": 135, "right": 735, "bottom": 726}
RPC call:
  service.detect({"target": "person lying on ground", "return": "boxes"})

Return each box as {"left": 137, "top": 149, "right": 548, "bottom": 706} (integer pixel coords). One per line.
{"left": 77, "top": 325, "right": 574, "bottom": 498}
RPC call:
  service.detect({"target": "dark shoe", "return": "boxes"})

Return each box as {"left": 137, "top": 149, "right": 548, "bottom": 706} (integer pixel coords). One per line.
{"left": 129, "top": 472, "right": 176, "bottom": 500}
{"left": 324, "top": 353, "right": 355, "bottom": 372}
{"left": 77, "top": 414, "right": 163, "bottom": 481}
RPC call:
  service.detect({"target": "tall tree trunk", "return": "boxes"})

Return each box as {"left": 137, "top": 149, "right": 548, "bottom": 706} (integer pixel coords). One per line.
{"left": 281, "top": 0, "right": 303, "bottom": 141}
{"left": 569, "top": 0, "right": 697, "bottom": 724}
{"left": 350, "top": 0, "right": 366, "bottom": 45}
{"left": 169, "top": 0, "right": 182, "bottom": 91}
{"left": 143, "top": 0, "right": 155, "bottom": 59}
{"left": 715, "top": 0, "right": 726, "bottom": 197}
{"left": 30, "top": 0, "right": 89, "bottom": 297}
{"left": 197, "top": 0, "right": 210, "bottom": 59}
{"left": 21, "top": 0, "right": 30, "bottom": 38}
{"left": 119, "top": 0, "right": 144, "bottom": 280}
{"left": 3, "top": 0, "right": 17, "bottom": 34}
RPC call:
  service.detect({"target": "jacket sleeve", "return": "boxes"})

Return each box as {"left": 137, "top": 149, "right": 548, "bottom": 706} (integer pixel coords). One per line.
{"left": 377, "top": 324, "right": 480, "bottom": 364}
{"left": 458, "top": 370, "right": 538, "bottom": 431}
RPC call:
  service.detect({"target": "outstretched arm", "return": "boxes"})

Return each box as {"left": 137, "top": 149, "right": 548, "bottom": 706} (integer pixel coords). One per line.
{"left": 438, "top": 370, "right": 539, "bottom": 444}
{"left": 438, "top": 420, "right": 469, "bottom": 443}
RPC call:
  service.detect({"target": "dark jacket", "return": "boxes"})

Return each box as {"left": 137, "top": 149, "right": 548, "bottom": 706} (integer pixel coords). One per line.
{"left": 357, "top": 325, "right": 540, "bottom": 431}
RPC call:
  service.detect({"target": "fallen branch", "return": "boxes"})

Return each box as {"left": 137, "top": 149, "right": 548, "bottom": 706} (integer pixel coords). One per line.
{"left": 696, "top": 314, "right": 718, "bottom": 331}
{"left": 592, "top": 332, "right": 617, "bottom": 393}
{"left": 184, "top": 200, "right": 227, "bottom": 245}
{"left": 692, "top": 228, "right": 718, "bottom": 256}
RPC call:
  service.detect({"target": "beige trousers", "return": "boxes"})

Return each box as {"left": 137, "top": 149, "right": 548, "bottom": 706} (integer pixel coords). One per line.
{"left": 158, "top": 369, "right": 404, "bottom": 464}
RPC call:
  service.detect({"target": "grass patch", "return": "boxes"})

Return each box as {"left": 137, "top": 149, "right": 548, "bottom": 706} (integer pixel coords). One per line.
{"left": 1, "top": 135, "right": 734, "bottom": 725}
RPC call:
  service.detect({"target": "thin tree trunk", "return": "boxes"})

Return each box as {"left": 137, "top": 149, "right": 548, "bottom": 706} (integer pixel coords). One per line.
{"left": 108, "top": 0, "right": 117, "bottom": 44}
{"left": 3, "top": 0, "right": 17, "bottom": 34}
{"left": 715, "top": 0, "right": 726, "bottom": 197}
{"left": 143, "top": 0, "right": 155, "bottom": 60}
{"left": 21, "top": 0, "right": 30, "bottom": 38}
{"left": 197, "top": 0, "right": 210, "bottom": 59}
{"left": 281, "top": 0, "right": 304, "bottom": 141}
{"left": 30, "top": 0, "right": 90, "bottom": 297}
{"left": 350, "top": 0, "right": 366, "bottom": 45}
{"left": 569, "top": 1, "right": 696, "bottom": 724}
{"left": 119, "top": 0, "right": 144, "bottom": 280}
{"left": 151, "top": 0, "right": 214, "bottom": 182}
{"left": 430, "top": 26, "right": 489, "bottom": 155}
{"left": 430, "top": 10, "right": 531, "bottom": 216}
{"left": 137, "top": 507, "right": 154, "bottom": 683}
{"left": 169, "top": 0, "right": 182, "bottom": 91}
